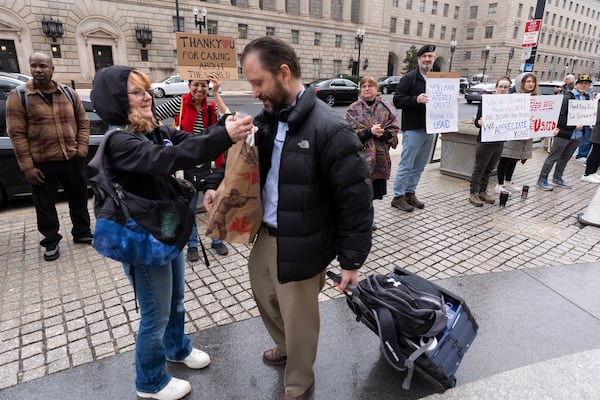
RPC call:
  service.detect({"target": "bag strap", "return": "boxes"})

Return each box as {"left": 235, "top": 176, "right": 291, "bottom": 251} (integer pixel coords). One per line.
{"left": 88, "top": 128, "right": 123, "bottom": 175}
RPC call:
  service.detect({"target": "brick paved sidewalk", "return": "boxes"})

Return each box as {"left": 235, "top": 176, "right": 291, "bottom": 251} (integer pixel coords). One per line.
{"left": 0, "top": 141, "right": 598, "bottom": 389}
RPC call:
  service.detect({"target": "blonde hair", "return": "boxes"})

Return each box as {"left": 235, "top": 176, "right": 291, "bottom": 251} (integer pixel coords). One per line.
{"left": 359, "top": 75, "right": 378, "bottom": 89}
{"left": 127, "top": 69, "right": 157, "bottom": 133}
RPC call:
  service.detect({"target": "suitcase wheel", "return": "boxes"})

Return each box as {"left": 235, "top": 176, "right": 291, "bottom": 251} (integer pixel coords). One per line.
{"left": 443, "top": 376, "right": 457, "bottom": 389}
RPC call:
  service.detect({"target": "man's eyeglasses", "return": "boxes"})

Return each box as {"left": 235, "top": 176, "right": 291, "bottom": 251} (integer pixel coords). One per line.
{"left": 496, "top": 85, "right": 510, "bottom": 89}
{"left": 127, "top": 89, "right": 153, "bottom": 99}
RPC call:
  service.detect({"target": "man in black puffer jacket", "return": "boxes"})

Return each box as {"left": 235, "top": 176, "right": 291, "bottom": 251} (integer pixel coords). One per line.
{"left": 204, "top": 37, "right": 373, "bottom": 400}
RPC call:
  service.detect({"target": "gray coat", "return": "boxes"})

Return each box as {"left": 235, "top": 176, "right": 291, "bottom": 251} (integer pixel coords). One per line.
{"left": 501, "top": 139, "right": 532, "bottom": 160}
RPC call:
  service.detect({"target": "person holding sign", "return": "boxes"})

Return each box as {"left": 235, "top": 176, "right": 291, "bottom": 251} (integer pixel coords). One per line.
{"left": 345, "top": 75, "right": 399, "bottom": 227}
{"left": 391, "top": 44, "right": 436, "bottom": 212}
{"left": 495, "top": 73, "right": 538, "bottom": 194}
{"left": 154, "top": 74, "right": 231, "bottom": 260}
{"left": 469, "top": 77, "right": 511, "bottom": 206}
{"left": 536, "top": 74, "right": 593, "bottom": 191}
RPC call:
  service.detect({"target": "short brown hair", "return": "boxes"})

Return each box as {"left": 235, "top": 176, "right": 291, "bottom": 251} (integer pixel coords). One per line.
{"left": 359, "top": 75, "right": 377, "bottom": 88}
{"left": 241, "top": 36, "right": 301, "bottom": 78}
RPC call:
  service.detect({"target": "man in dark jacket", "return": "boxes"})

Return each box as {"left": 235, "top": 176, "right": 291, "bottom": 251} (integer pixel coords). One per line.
{"left": 390, "top": 44, "right": 437, "bottom": 212}
{"left": 536, "top": 73, "right": 593, "bottom": 191}
{"left": 204, "top": 36, "right": 372, "bottom": 400}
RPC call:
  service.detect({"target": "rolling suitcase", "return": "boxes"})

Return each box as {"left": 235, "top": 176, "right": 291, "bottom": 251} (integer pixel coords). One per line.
{"left": 328, "top": 266, "right": 478, "bottom": 390}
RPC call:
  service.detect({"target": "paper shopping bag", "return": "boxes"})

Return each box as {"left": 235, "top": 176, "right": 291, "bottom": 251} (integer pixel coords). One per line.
{"left": 205, "top": 138, "right": 262, "bottom": 244}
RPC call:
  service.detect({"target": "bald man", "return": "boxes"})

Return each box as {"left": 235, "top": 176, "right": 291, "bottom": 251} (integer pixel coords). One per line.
{"left": 6, "top": 53, "right": 92, "bottom": 261}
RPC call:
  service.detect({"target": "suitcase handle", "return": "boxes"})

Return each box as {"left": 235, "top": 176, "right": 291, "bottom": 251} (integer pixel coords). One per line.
{"left": 326, "top": 271, "right": 359, "bottom": 296}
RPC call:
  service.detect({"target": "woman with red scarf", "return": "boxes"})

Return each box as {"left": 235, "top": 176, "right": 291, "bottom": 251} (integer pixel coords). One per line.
{"left": 155, "top": 74, "right": 230, "bottom": 260}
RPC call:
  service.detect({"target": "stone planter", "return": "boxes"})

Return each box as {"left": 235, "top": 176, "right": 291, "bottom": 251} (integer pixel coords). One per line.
{"left": 439, "top": 121, "right": 496, "bottom": 180}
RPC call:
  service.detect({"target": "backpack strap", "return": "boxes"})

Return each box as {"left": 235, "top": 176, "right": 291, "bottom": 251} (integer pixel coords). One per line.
{"left": 88, "top": 128, "right": 123, "bottom": 175}
{"left": 15, "top": 83, "right": 75, "bottom": 114}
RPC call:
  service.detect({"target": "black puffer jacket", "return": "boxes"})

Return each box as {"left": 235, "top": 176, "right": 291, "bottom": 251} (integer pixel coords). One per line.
{"left": 393, "top": 69, "right": 427, "bottom": 131}
{"left": 254, "top": 87, "right": 373, "bottom": 283}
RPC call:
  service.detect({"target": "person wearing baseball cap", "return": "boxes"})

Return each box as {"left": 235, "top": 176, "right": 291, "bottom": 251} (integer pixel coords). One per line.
{"left": 390, "top": 44, "right": 436, "bottom": 212}
{"left": 537, "top": 73, "right": 593, "bottom": 191}
{"left": 574, "top": 74, "right": 594, "bottom": 161}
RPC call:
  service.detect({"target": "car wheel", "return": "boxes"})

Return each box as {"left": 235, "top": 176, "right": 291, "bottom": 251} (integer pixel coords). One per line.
{"left": 467, "top": 99, "right": 473, "bottom": 104}
{"left": 382, "top": 87, "right": 388, "bottom": 94}
{"left": 326, "top": 95, "right": 336, "bottom": 106}
{"left": 154, "top": 88, "right": 165, "bottom": 98}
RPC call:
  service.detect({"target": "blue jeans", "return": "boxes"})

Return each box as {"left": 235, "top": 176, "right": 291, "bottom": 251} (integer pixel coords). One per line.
{"left": 122, "top": 252, "right": 192, "bottom": 393}
{"left": 577, "top": 129, "right": 591, "bottom": 159}
{"left": 392, "top": 130, "right": 435, "bottom": 196}
{"left": 187, "top": 192, "right": 223, "bottom": 248}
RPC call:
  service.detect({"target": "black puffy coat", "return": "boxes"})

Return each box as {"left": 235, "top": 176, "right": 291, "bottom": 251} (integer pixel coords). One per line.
{"left": 254, "top": 87, "right": 373, "bottom": 283}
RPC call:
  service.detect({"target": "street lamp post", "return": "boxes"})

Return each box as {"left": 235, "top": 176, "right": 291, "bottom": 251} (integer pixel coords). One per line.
{"left": 481, "top": 45, "right": 491, "bottom": 82}
{"left": 355, "top": 28, "right": 365, "bottom": 83}
{"left": 571, "top": 56, "right": 577, "bottom": 74}
{"left": 449, "top": 40, "right": 457, "bottom": 72}
{"left": 193, "top": 6, "right": 207, "bottom": 34}
{"left": 505, "top": 47, "right": 514, "bottom": 76}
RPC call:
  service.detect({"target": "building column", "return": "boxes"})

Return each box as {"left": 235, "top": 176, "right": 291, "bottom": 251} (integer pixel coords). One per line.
{"left": 248, "top": 0, "right": 260, "bottom": 9}
{"left": 275, "top": 0, "right": 286, "bottom": 13}
{"left": 322, "top": 0, "right": 331, "bottom": 19}
{"left": 299, "top": 0, "right": 309, "bottom": 16}
{"left": 342, "top": 0, "right": 351, "bottom": 21}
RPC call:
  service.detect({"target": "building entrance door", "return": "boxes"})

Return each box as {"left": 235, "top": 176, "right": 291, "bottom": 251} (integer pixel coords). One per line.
{"left": 92, "top": 45, "right": 113, "bottom": 71}
{"left": 0, "top": 40, "right": 19, "bottom": 72}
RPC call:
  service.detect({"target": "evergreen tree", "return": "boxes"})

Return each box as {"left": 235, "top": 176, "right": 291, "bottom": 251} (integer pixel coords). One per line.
{"left": 403, "top": 45, "right": 418, "bottom": 73}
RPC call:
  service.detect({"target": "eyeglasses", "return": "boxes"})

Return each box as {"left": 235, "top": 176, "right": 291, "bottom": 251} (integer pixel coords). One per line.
{"left": 496, "top": 85, "right": 510, "bottom": 89}
{"left": 127, "top": 89, "right": 153, "bottom": 99}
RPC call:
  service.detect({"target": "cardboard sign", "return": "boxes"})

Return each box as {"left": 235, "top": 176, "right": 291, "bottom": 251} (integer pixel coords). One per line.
{"left": 176, "top": 33, "right": 238, "bottom": 80}
{"left": 425, "top": 73, "right": 460, "bottom": 134}
{"left": 529, "top": 95, "right": 562, "bottom": 139}
{"left": 567, "top": 100, "right": 598, "bottom": 126}
{"left": 481, "top": 94, "right": 530, "bottom": 142}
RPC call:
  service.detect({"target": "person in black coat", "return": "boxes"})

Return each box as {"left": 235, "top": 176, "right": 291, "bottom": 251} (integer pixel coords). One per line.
{"left": 204, "top": 37, "right": 373, "bottom": 400}
{"left": 91, "top": 65, "right": 252, "bottom": 400}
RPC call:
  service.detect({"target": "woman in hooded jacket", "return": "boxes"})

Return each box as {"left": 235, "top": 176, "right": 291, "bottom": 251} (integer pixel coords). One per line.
{"left": 494, "top": 73, "right": 538, "bottom": 194}
{"left": 91, "top": 65, "right": 252, "bottom": 400}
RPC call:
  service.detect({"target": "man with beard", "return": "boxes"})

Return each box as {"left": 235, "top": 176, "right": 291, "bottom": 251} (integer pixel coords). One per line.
{"left": 203, "top": 36, "right": 373, "bottom": 400}
{"left": 6, "top": 53, "right": 92, "bottom": 261}
{"left": 390, "top": 44, "right": 437, "bottom": 212}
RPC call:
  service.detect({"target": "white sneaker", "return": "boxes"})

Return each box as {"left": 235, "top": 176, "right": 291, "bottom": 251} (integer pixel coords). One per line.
{"left": 504, "top": 181, "right": 522, "bottom": 192}
{"left": 576, "top": 157, "right": 587, "bottom": 163}
{"left": 137, "top": 377, "right": 191, "bottom": 400}
{"left": 581, "top": 174, "right": 600, "bottom": 184}
{"left": 494, "top": 184, "right": 505, "bottom": 194}
{"left": 168, "top": 348, "right": 210, "bottom": 369}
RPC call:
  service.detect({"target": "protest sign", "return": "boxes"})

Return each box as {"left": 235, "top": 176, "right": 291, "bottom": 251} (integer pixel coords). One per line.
{"left": 425, "top": 72, "right": 460, "bottom": 134}
{"left": 529, "top": 95, "right": 562, "bottom": 139}
{"left": 481, "top": 94, "right": 530, "bottom": 142}
{"left": 567, "top": 99, "right": 597, "bottom": 126}
{"left": 176, "top": 33, "right": 238, "bottom": 80}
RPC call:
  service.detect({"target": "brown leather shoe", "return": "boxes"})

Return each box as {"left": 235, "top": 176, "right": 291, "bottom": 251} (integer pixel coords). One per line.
{"left": 263, "top": 347, "right": 287, "bottom": 365}
{"left": 405, "top": 192, "right": 425, "bottom": 209}
{"left": 279, "top": 383, "right": 314, "bottom": 400}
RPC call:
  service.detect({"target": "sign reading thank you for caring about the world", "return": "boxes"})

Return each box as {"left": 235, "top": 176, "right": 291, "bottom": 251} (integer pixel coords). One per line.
{"left": 176, "top": 33, "right": 238, "bottom": 80}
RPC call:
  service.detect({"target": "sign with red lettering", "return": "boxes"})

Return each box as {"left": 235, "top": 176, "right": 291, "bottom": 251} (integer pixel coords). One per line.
{"left": 522, "top": 20, "right": 541, "bottom": 48}
{"left": 176, "top": 33, "right": 238, "bottom": 80}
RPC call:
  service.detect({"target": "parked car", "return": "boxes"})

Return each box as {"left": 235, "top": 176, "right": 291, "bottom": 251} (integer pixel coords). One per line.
{"left": 464, "top": 83, "right": 496, "bottom": 104}
{"left": 590, "top": 82, "right": 600, "bottom": 98}
{"left": 459, "top": 77, "right": 469, "bottom": 94}
{"left": 151, "top": 74, "right": 219, "bottom": 98}
{"left": 0, "top": 93, "right": 108, "bottom": 207}
{"left": 377, "top": 75, "right": 402, "bottom": 94}
{"left": 0, "top": 72, "right": 32, "bottom": 83}
{"left": 0, "top": 75, "right": 28, "bottom": 136}
{"left": 310, "top": 78, "right": 359, "bottom": 106}
{"left": 538, "top": 81, "right": 564, "bottom": 95}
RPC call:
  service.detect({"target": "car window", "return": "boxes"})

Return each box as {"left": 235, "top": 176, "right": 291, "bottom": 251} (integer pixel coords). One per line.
{"left": 331, "top": 80, "right": 345, "bottom": 87}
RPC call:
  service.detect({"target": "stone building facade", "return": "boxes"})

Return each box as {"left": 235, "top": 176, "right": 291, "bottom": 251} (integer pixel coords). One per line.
{"left": 0, "top": 0, "right": 599, "bottom": 88}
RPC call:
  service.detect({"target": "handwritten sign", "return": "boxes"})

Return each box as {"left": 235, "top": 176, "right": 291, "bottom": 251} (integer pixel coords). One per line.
{"left": 481, "top": 94, "right": 530, "bottom": 142}
{"left": 529, "top": 95, "right": 562, "bottom": 139}
{"left": 567, "top": 100, "right": 597, "bottom": 126}
{"left": 176, "top": 33, "right": 238, "bottom": 80}
{"left": 425, "top": 77, "right": 459, "bottom": 134}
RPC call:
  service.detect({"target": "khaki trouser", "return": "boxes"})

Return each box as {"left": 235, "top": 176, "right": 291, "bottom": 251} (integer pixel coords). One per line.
{"left": 248, "top": 226, "right": 325, "bottom": 396}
